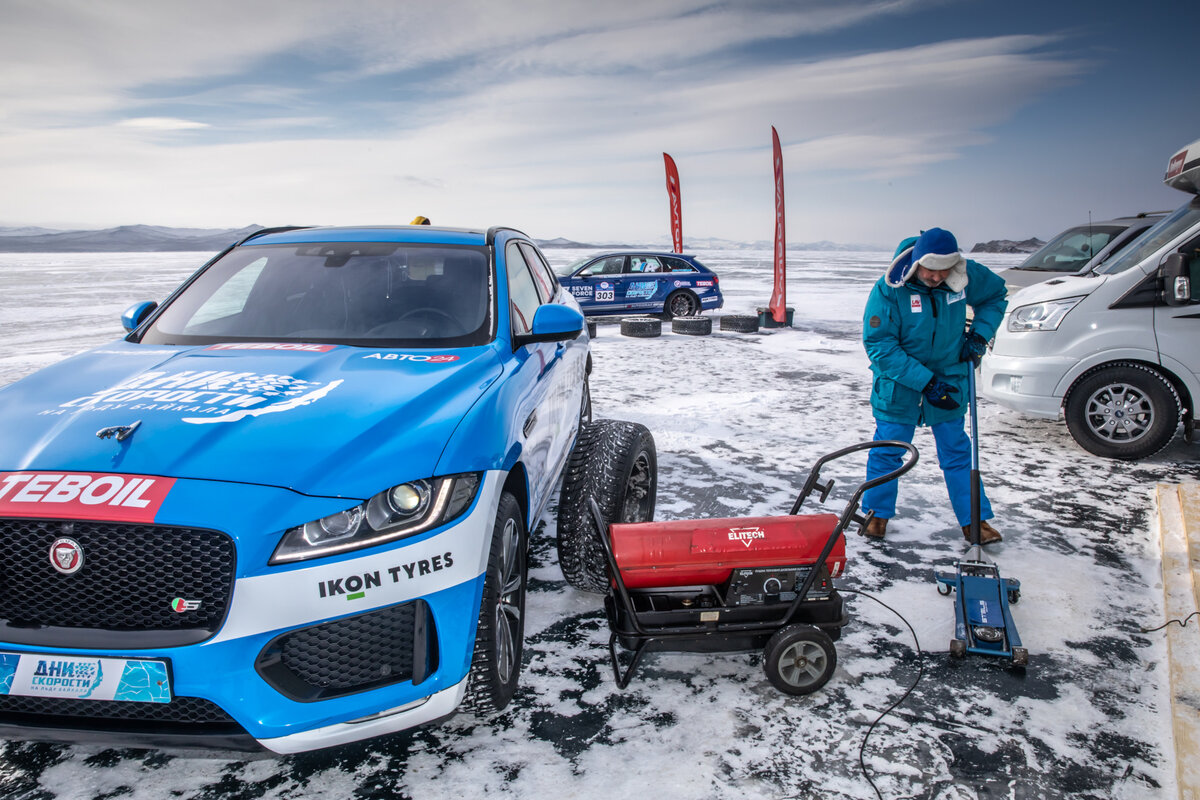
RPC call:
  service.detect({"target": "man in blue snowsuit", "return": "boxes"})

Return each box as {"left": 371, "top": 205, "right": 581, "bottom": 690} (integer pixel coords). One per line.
{"left": 861, "top": 227, "right": 1007, "bottom": 544}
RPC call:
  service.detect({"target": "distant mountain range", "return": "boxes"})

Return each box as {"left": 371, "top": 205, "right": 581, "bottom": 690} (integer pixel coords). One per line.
{"left": 0, "top": 224, "right": 1028, "bottom": 253}
{"left": 969, "top": 238, "right": 1045, "bottom": 254}
{"left": 0, "top": 224, "right": 264, "bottom": 252}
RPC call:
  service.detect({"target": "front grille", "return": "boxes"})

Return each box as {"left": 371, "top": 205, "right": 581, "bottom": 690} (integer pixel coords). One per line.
{"left": 0, "top": 693, "right": 236, "bottom": 729}
{"left": 256, "top": 601, "right": 437, "bottom": 702}
{"left": 0, "top": 518, "right": 235, "bottom": 647}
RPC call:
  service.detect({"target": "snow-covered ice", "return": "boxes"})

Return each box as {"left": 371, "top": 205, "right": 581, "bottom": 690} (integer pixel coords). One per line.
{"left": 1, "top": 248, "right": 1197, "bottom": 799}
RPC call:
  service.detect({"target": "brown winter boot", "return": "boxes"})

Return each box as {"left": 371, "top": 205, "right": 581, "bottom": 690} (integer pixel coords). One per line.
{"left": 962, "top": 520, "right": 1002, "bottom": 545}
{"left": 863, "top": 517, "right": 888, "bottom": 539}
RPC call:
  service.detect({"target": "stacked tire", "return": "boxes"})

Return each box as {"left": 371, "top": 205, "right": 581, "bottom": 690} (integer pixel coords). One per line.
{"left": 620, "top": 316, "right": 662, "bottom": 338}
{"left": 720, "top": 315, "right": 760, "bottom": 333}
{"left": 671, "top": 316, "right": 712, "bottom": 336}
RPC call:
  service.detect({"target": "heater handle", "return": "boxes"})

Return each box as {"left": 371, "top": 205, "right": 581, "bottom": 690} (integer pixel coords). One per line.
{"left": 790, "top": 440, "right": 919, "bottom": 514}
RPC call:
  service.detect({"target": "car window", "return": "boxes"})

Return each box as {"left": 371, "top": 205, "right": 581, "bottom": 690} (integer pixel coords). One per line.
{"left": 629, "top": 257, "right": 663, "bottom": 273}
{"left": 579, "top": 256, "right": 625, "bottom": 276}
{"left": 188, "top": 258, "right": 267, "bottom": 326}
{"left": 506, "top": 241, "right": 543, "bottom": 336}
{"left": 663, "top": 257, "right": 696, "bottom": 272}
{"left": 519, "top": 241, "right": 558, "bottom": 302}
{"left": 139, "top": 242, "right": 493, "bottom": 347}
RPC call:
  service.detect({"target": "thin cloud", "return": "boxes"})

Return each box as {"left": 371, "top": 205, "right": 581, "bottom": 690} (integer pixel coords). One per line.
{"left": 117, "top": 117, "right": 210, "bottom": 131}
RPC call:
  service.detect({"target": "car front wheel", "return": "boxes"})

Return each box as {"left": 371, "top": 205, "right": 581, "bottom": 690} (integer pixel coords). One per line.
{"left": 462, "top": 492, "right": 526, "bottom": 713}
{"left": 556, "top": 419, "right": 657, "bottom": 592}
{"left": 1064, "top": 362, "right": 1180, "bottom": 460}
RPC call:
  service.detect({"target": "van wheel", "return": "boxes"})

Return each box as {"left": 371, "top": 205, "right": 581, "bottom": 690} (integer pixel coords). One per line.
{"left": 1064, "top": 363, "right": 1179, "bottom": 460}
{"left": 462, "top": 492, "right": 526, "bottom": 713}
{"left": 556, "top": 420, "right": 657, "bottom": 592}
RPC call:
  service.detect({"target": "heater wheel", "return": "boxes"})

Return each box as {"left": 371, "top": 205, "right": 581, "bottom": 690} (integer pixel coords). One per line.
{"left": 763, "top": 625, "right": 836, "bottom": 696}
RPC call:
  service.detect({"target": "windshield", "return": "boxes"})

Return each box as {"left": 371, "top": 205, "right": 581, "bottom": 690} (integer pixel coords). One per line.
{"left": 556, "top": 256, "right": 592, "bottom": 277}
{"left": 1095, "top": 198, "right": 1200, "bottom": 275}
{"left": 140, "top": 243, "right": 494, "bottom": 347}
{"left": 1015, "top": 225, "right": 1125, "bottom": 273}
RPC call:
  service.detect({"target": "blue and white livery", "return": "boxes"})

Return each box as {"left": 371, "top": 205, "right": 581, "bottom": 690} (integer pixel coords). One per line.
{"left": 556, "top": 252, "right": 724, "bottom": 318}
{"left": 0, "top": 225, "right": 592, "bottom": 752}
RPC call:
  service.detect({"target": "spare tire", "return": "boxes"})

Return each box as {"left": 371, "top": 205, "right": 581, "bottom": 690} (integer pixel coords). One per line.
{"left": 556, "top": 419, "right": 657, "bottom": 592}
{"left": 620, "top": 316, "right": 662, "bottom": 338}
{"left": 720, "top": 314, "right": 759, "bottom": 333}
{"left": 672, "top": 316, "right": 712, "bottom": 336}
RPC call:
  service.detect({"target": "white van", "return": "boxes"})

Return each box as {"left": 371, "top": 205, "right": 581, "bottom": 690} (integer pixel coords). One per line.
{"left": 981, "top": 138, "right": 1200, "bottom": 460}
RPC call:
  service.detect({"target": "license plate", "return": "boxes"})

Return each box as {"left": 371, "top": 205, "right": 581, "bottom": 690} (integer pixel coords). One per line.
{"left": 0, "top": 651, "right": 171, "bottom": 703}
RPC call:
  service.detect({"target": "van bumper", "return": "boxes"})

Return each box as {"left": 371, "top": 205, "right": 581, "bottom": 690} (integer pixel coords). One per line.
{"left": 979, "top": 354, "right": 1071, "bottom": 419}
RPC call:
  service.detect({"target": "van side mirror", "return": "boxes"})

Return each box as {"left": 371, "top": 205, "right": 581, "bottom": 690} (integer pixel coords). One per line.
{"left": 1160, "top": 253, "right": 1194, "bottom": 306}
{"left": 121, "top": 301, "right": 158, "bottom": 332}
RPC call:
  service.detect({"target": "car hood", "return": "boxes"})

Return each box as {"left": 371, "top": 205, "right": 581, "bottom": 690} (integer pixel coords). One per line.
{"left": 1006, "top": 273, "right": 1102, "bottom": 306}
{"left": 0, "top": 342, "right": 503, "bottom": 499}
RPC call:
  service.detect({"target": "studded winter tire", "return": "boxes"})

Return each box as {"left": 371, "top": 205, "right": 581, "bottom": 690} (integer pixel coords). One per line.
{"left": 1064, "top": 362, "right": 1180, "bottom": 460}
{"left": 719, "top": 314, "right": 759, "bottom": 333}
{"left": 671, "top": 316, "right": 712, "bottom": 336}
{"left": 620, "top": 316, "right": 662, "bottom": 338}
{"left": 556, "top": 419, "right": 657, "bottom": 592}
{"left": 462, "top": 492, "right": 527, "bottom": 713}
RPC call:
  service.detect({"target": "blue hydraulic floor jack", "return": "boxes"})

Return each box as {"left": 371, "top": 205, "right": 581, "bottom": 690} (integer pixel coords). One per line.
{"left": 934, "top": 367, "right": 1028, "bottom": 667}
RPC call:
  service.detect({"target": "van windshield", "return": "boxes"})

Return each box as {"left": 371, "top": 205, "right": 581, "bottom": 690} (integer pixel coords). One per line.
{"left": 1095, "top": 198, "right": 1200, "bottom": 275}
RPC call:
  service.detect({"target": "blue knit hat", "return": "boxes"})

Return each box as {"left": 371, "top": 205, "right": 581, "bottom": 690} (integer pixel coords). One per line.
{"left": 911, "top": 227, "right": 967, "bottom": 291}
{"left": 912, "top": 228, "right": 962, "bottom": 270}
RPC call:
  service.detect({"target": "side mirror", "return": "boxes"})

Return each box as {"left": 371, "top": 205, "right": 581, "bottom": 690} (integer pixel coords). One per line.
{"left": 121, "top": 301, "right": 158, "bottom": 332}
{"left": 1160, "top": 253, "right": 1194, "bottom": 307}
{"left": 513, "top": 304, "right": 584, "bottom": 348}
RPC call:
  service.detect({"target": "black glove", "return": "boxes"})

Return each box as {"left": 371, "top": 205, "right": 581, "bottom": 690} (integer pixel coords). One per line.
{"left": 959, "top": 330, "right": 988, "bottom": 365}
{"left": 923, "top": 378, "right": 961, "bottom": 410}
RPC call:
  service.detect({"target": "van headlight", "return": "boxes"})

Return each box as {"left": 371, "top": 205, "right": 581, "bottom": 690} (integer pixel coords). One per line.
{"left": 1007, "top": 297, "right": 1083, "bottom": 332}
{"left": 270, "top": 473, "right": 481, "bottom": 564}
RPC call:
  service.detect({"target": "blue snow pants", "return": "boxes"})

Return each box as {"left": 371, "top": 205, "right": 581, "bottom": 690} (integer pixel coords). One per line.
{"left": 862, "top": 418, "right": 993, "bottom": 527}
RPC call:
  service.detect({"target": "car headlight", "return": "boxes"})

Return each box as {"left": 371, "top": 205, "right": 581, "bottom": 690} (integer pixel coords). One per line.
{"left": 1007, "top": 297, "right": 1083, "bottom": 332}
{"left": 270, "top": 472, "right": 482, "bottom": 564}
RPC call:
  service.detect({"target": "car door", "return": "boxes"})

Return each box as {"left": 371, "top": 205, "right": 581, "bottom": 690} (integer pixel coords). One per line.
{"left": 518, "top": 242, "right": 586, "bottom": 485}
{"left": 622, "top": 256, "right": 666, "bottom": 311}
{"left": 504, "top": 240, "right": 558, "bottom": 518}
{"left": 1154, "top": 240, "right": 1200, "bottom": 393}
{"left": 574, "top": 255, "right": 625, "bottom": 313}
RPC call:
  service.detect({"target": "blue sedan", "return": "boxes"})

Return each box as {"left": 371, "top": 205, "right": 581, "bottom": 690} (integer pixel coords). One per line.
{"left": 556, "top": 252, "right": 723, "bottom": 317}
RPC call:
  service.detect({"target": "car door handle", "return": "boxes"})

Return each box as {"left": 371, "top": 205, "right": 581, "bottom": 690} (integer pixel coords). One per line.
{"left": 523, "top": 410, "right": 537, "bottom": 438}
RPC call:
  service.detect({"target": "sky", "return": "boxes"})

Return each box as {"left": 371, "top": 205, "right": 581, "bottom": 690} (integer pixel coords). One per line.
{"left": 1, "top": 0, "right": 1198, "bottom": 247}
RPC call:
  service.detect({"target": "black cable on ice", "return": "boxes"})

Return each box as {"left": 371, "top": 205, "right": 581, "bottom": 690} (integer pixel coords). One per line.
{"left": 1140, "top": 610, "right": 1200, "bottom": 633}
{"left": 840, "top": 588, "right": 925, "bottom": 800}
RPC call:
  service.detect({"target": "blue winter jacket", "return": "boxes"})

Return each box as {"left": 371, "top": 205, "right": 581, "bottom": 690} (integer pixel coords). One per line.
{"left": 862, "top": 239, "right": 1008, "bottom": 426}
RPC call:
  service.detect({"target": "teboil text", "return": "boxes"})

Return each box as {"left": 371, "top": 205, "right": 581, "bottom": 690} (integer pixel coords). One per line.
{"left": 318, "top": 552, "right": 455, "bottom": 599}
{"left": 0, "top": 472, "right": 174, "bottom": 522}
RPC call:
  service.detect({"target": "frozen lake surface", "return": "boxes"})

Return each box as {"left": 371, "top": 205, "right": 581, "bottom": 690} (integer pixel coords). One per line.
{"left": 1, "top": 248, "right": 1198, "bottom": 799}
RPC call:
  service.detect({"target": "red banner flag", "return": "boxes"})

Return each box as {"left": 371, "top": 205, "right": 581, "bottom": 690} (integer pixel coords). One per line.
{"left": 663, "top": 153, "right": 683, "bottom": 254}
{"left": 769, "top": 127, "right": 787, "bottom": 324}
